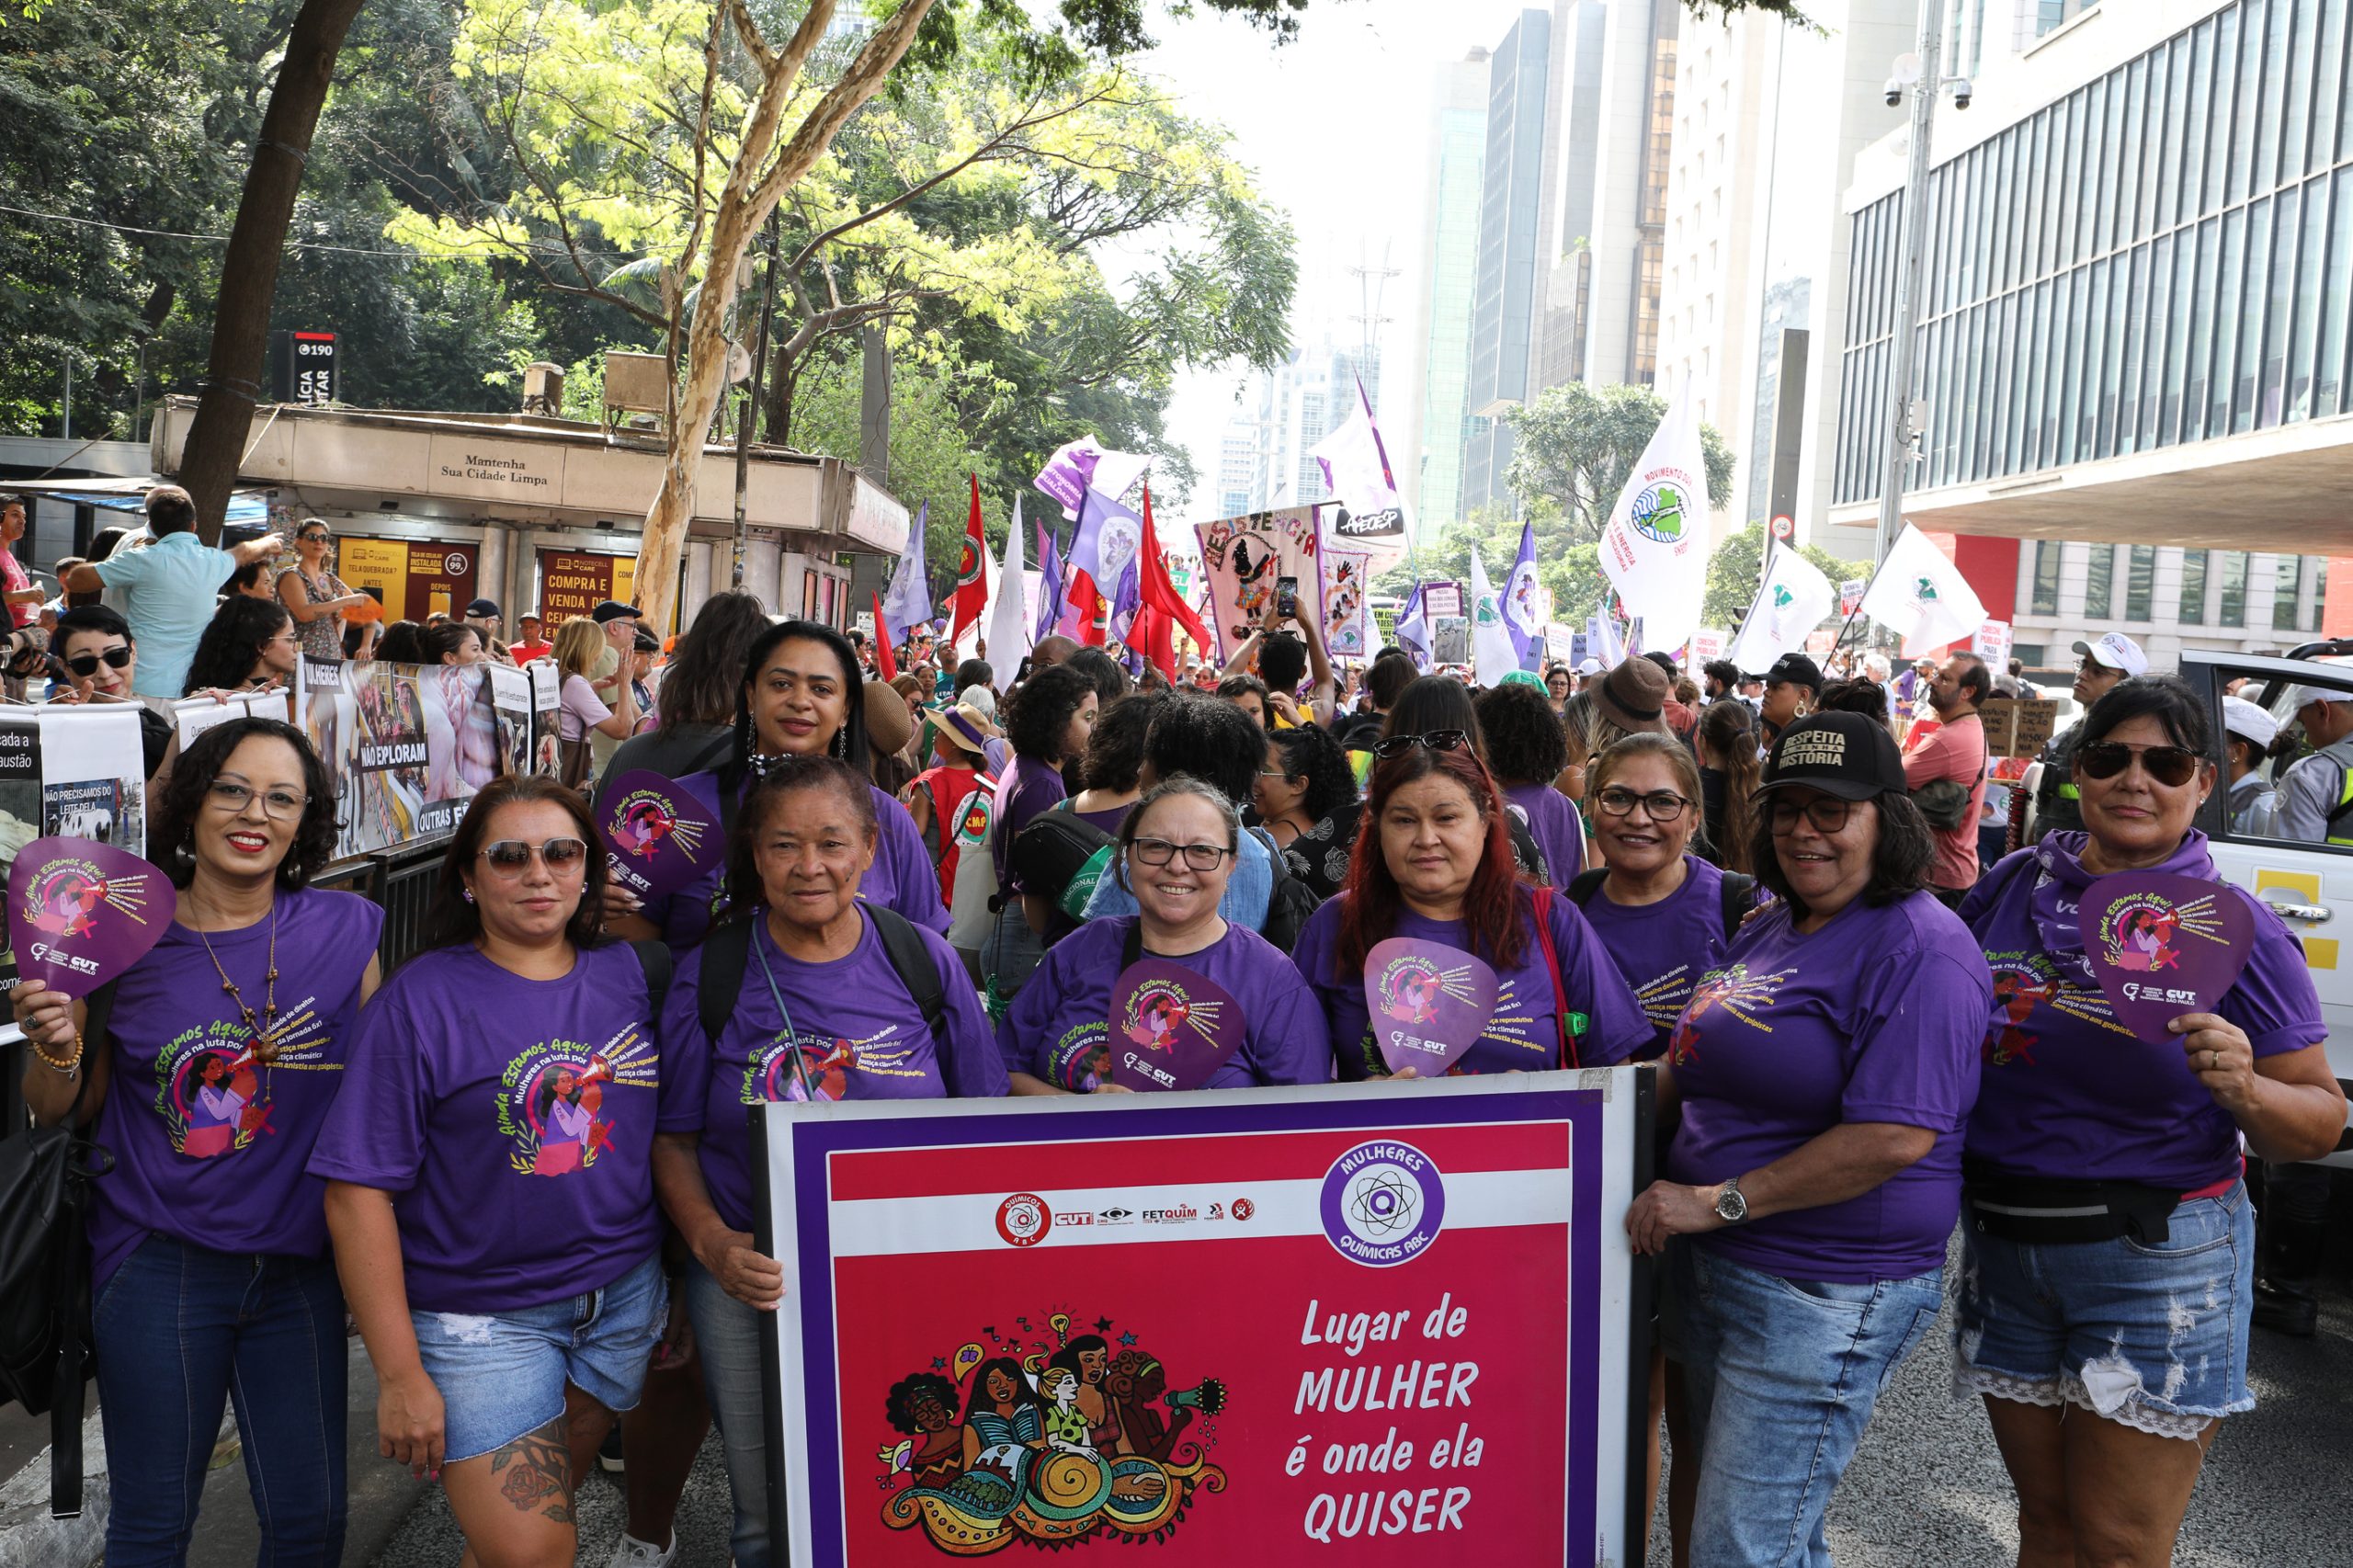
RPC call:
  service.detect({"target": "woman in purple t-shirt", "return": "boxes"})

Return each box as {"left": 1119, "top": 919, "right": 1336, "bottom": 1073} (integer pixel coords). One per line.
{"left": 313, "top": 778, "right": 667, "bottom": 1568}
{"left": 1624, "top": 711, "right": 1991, "bottom": 1568}
{"left": 1475, "top": 677, "right": 1587, "bottom": 886}
{"left": 1954, "top": 676, "right": 2344, "bottom": 1566}
{"left": 654, "top": 757, "right": 1004, "bottom": 1566}
{"left": 983, "top": 663, "right": 1098, "bottom": 1000}
{"left": 15, "top": 717, "right": 382, "bottom": 1565}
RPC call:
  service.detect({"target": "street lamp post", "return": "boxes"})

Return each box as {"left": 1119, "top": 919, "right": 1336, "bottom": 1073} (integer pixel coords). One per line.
{"left": 1875, "top": 0, "right": 1946, "bottom": 567}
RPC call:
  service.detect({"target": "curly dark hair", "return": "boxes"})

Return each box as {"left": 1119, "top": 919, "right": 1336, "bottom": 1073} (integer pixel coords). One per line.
{"left": 1063, "top": 646, "right": 1129, "bottom": 704}
{"left": 1078, "top": 691, "right": 1165, "bottom": 793}
{"left": 723, "top": 756, "right": 876, "bottom": 913}
{"left": 1749, "top": 789, "right": 1934, "bottom": 917}
{"left": 1472, "top": 680, "right": 1570, "bottom": 789}
{"left": 1142, "top": 691, "right": 1263, "bottom": 805}
{"left": 157, "top": 718, "right": 340, "bottom": 891}
{"left": 1271, "top": 722, "right": 1358, "bottom": 822}
{"left": 418, "top": 776, "right": 608, "bottom": 952}
{"left": 885, "top": 1372, "right": 962, "bottom": 1436}
{"left": 181, "top": 597, "right": 291, "bottom": 695}
{"left": 1002, "top": 663, "right": 1096, "bottom": 763}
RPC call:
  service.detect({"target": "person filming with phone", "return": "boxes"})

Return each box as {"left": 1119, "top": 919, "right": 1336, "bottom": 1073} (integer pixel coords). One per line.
{"left": 1216, "top": 579, "right": 1335, "bottom": 728}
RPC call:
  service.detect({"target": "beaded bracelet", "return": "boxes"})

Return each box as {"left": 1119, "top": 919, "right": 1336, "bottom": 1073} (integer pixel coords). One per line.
{"left": 28, "top": 1028, "right": 83, "bottom": 1076}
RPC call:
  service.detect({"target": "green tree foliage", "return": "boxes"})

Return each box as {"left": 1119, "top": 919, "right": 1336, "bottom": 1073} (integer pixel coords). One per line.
{"left": 1501, "top": 381, "right": 1736, "bottom": 545}
{"left": 1699, "top": 522, "right": 1872, "bottom": 631}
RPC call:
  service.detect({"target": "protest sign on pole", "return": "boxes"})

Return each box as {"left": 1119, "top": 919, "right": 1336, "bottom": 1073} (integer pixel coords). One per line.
{"left": 756, "top": 1072, "right": 1650, "bottom": 1566}
{"left": 1193, "top": 507, "right": 1326, "bottom": 662}
{"left": 1323, "top": 549, "right": 1374, "bottom": 659}
{"left": 1838, "top": 579, "right": 1867, "bottom": 617}
{"left": 1972, "top": 619, "right": 2013, "bottom": 665}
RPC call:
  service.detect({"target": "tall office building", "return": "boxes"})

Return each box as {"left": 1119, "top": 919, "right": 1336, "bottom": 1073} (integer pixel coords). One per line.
{"left": 1828, "top": 0, "right": 2348, "bottom": 668}
{"left": 1216, "top": 336, "right": 1384, "bottom": 516}
{"left": 1462, "top": 8, "right": 1559, "bottom": 514}
{"left": 1410, "top": 49, "right": 1493, "bottom": 538}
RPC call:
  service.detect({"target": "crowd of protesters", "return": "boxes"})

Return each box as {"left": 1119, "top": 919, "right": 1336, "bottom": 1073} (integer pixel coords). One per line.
{"left": 13, "top": 506, "right": 2350, "bottom": 1568}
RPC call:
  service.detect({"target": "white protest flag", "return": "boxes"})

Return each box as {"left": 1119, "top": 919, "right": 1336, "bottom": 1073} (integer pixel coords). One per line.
{"left": 1860, "top": 523, "right": 1986, "bottom": 658}
{"left": 1597, "top": 380, "right": 1711, "bottom": 655}
{"left": 1724, "top": 542, "right": 1836, "bottom": 674}
{"left": 1468, "top": 546, "right": 1521, "bottom": 687}
{"left": 984, "top": 495, "right": 1034, "bottom": 670}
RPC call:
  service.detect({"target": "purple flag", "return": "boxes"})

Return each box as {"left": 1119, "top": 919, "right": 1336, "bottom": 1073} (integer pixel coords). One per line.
{"left": 1108, "top": 959, "right": 1246, "bottom": 1091}
{"left": 594, "top": 770, "right": 724, "bottom": 902}
{"left": 1364, "top": 938, "right": 1500, "bottom": 1076}
{"left": 8, "top": 837, "right": 176, "bottom": 998}
{"left": 1033, "top": 520, "right": 1065, "bottom": 643}
{"left": 2077, "top": 873, "right": 2258, "bottom": 1044}
{"left": 879, "top": 502, "right": 930, "bottom": 652}
{"left": 1034, "top": 437, "right": 1104, "bottom": 516}
{"left": 1067, "top": 486, "right": 1144, "bottom": 604}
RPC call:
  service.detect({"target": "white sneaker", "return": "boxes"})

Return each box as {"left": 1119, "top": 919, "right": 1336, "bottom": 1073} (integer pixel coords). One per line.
{"left": 605, "top": 1531, "right": 677, "bottom": 1568}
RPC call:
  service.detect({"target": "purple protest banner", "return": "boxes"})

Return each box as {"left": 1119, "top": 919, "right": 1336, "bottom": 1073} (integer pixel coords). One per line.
{"left": 594, "top": 770, "right": 723, "bottom": 901}
{"left": 1365, "top": 937, "right": 1501, "bottom": 1076}
{"left": 2077, "top": 872, "right": 2256, "bottom": 1044}
{"left": 8, "top": 837, "right": 176, "bottom": 997}
{"left": 1108, "top": 959, "right": 1245, "bottom": 1092}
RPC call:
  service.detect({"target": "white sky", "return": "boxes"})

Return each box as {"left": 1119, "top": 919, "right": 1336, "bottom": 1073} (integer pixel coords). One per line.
{"left": 1115, "top": 0, "right": 1551, "bottom": 516}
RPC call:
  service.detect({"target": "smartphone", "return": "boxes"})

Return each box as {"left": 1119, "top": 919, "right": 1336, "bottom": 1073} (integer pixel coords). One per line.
{"left": 1276, "top": 575, "right": 1299, "bottom": 618}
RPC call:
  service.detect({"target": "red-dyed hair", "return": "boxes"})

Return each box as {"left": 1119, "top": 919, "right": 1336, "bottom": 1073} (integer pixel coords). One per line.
{"left": 1334, "top": 743, "right": 1529, "bottom": 977}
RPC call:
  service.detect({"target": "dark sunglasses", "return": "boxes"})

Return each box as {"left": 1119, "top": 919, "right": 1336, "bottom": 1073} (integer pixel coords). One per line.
{"left": 298, "top": 529, "right": 332, "bottom": 542}
{"left": 2076, "top": 741, "right": 2200, "bottom": 788}
{"left": 1370, "top": 729, "right": 1472, "bottom": 760}
{"left": 478, "top": 836, "right": 589, "bottom": 873}
{"left": 64, "top": 645, "right": 132, "bottom": 677}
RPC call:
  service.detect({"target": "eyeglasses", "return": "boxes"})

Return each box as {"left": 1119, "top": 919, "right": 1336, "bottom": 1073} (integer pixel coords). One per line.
{"left": 1256, "top": 766, "right": 1290, "bottom": 778}
{"left": 64, "top": 646, "right": 132, "bottom": 677}
{"left": 1768, "top": 796, "right": 1855, "bottom": 835}
{"left": 2076, "top": 741, "right": 2200, "bottom": 788}
{"left": 1370, "top": 729, "right": 1471, "bottom": 760}
{"left": 1129, "top": 837, "right": 1233, "bottom": 870}
{"left": 208, "top": 781, "right": 307, "bottom": 819}
{"left": 298, "top": 530, "right": 331, "bottom": 543}
{"left": 1597, "top": 787, "right": 1689, "bottom": 822}
{"left": 479, "top": 836, "right": 589, "bottom": 874}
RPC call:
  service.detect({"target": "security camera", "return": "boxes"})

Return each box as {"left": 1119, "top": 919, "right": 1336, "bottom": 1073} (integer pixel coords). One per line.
{"left": 1885, "top": 77, "right": 1904, "bottom": 108}
{"left": 1950, "top": 76, "right": 1973, "bottom": 109}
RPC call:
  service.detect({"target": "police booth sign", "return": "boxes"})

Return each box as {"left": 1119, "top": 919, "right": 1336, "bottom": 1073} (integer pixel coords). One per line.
{"left": 754, "top": 1070, "right": 1652, "bottom": 1566}
{"left": 270, "top": 329, "right": 338, "bottom": 405}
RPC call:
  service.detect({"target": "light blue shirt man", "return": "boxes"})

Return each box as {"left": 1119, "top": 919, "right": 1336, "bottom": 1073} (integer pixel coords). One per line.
{"left": 90, "top": 531, "right": 242, "bottom": 698}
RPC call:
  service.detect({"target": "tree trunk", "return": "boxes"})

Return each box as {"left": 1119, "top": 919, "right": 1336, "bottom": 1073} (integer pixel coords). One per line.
{"left": 631, "top": 0, "right": 937, "bottom": 637}
{"left": 174, "top": 0, "right": 368, "bottom": 542}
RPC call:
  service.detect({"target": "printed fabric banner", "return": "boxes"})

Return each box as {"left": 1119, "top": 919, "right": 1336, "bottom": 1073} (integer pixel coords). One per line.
{"left": 756, "top": 1073, "right": 1648, "bottom": 1568}
{"left": 0, "top": 705, "right": 153, "bottom": 1000}
{"left": 1324, "top": 550, "right": 1374, "bottom": 659}
{"left": 1194, "top": 507, "right": 1327, "bottom": 663}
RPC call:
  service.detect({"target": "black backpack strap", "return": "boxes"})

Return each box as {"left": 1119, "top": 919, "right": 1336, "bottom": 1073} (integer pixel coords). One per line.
{"left": 1565, "top": 868, "right": 1610, "bottom": 907}
{"left": 1716, "top": 872, "right": 1756, "bottom": 941}
{"left": 629, "top": 938, "right": 673, "bottom": 1018}
{"left": 867, "top": 904, "right": 951, "bottom": 1058}
{"left": 698, "top": 917, "right": 755, "bottom": 1048}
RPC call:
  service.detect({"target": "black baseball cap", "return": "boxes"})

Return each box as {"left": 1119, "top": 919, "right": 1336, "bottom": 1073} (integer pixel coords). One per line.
{"left": 591, "top": 600, "right": 641, "bottom": 624}
{"left": 1758, "top": 711, "right": 1907, "bottom": 801}
{"left": 1762, "top": 652, "right": 1824, "bottom": 692}
{"left": 464, "top": 597, "right": 500, "bottom": 619}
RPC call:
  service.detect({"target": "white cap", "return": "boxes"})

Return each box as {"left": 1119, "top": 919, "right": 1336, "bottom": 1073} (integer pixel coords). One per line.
{"left": 2071, "top": 632, "right": 2148, "bottom": 676}
{"left": 2290, "top": 684, "right": 2347, "bottom": 714}
{"left": 2222, "top": 696, "right": 2279, "bottom": 748}
{"left": 1576, "top": 658, "right": 1602, "bottom": 676}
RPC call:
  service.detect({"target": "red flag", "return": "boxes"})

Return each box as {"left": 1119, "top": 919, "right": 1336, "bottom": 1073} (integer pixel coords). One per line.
{"left": 950, "top": 474, "right": 990, "bottom": 643}
{"left": 870, "top": 593, "right": 898, "bottom": 683}
{"left": 1129, "top": 485, "right": 1213, "bottom": 675}
{"left": 1064, "top": 569, "right": 1107, "bottom": 647}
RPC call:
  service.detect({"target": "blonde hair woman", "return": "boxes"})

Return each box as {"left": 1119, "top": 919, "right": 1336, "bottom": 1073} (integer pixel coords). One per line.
{"left": 551, "top": 618, "right": 636, "bottom": 789}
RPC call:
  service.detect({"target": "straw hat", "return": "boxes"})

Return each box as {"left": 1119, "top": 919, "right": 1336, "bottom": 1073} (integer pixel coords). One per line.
{"left": 863, "top": 681, "right": 915, "bottom": 758}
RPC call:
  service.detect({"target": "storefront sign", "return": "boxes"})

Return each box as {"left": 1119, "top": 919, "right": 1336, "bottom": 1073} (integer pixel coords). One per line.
{"left": 426, "top": 435, "right": 564, "bottom": 505}
{"left": 336, "top": 539, "right": 480, "bottom": 623}
{"left": 756, "top": 1074, "right": 1646, "bottom": 1567}
{"left": 539, "top": 549, "right": 638, "bottom": 627}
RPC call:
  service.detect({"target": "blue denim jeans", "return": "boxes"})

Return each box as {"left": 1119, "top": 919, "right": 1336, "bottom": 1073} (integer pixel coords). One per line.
{"left": 687, "top": 1257, "right": 772, "bottom": 1568}
{"left": 1667, "top": 1240, "right": 1943, "bottom": 1568}
{"left": 92, "top": 1233, "right": 348, "bottom": 1568}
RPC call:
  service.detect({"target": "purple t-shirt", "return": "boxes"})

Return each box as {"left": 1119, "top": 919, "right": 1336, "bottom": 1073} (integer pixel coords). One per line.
{"left": 1959, "top": 832, "right": 2325, "bottom": 1189}
{"left": 307, "top": 942, "right": 664, "bottom": 1312}
{"left": 1290, "top": 887, "right": 1652, "bottom": 1080}
{"left": 644, "top": 771, "right": 949, "bottom": 948}
{"left": 1579, "top": 856, "right": 1744, "bottom": 1060}
{"left": 86, "top": 889, "right": 382, "bottom": 1290}
{"left": 1665, "top": 892, "right": 1990, "bottom": 1284}
{"left": 658, "top": 910, "right": 1004, "bottom": 1233}
{"left": 1003, "top": 916, "right": 1328, "bottom": 1091}
{"left": 992, "top": 756, "right": 1067, "bottom": 891}
{"left": 1504, "top": 782, "right": 1585, "bottom": 886}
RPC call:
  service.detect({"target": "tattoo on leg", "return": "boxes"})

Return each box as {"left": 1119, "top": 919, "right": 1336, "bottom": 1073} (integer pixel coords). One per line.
{"left": 490, "top": 1415, "right": 574, "bottom": 1520}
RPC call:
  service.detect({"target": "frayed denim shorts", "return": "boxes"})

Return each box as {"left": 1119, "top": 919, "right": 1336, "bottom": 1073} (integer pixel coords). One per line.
{"left": 1952, "top": 1181, "right": 2254, "bottom": 1441}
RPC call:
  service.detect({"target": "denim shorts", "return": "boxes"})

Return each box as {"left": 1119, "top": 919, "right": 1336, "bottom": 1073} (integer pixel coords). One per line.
{"left": 1953, "top": 1181, "right": 2255, "bottom": 1440}
{"left": 411, "top": 1251, "right": 667, "bottom": 1461}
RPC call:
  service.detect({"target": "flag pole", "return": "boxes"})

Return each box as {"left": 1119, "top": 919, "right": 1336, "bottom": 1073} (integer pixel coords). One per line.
{"left": 1831, "top": 547, "right": 1895, "bottom": 653}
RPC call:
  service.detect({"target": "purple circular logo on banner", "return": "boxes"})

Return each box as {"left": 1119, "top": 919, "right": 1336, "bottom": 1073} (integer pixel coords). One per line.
{"left": 1318, "top": 1140, "right": 1446, "bottom": 1267}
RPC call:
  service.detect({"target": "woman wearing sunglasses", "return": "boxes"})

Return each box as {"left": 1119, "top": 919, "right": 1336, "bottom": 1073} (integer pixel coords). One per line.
{"left": 652, "top": 756, "right": 1001, "bottom": 1566}
{"left": 313, "top": 777, "right": 671, "bottom": 1568}
{"left": 1623, "top": 710, "right": 1989, "bottom": 1568}
{"left": 276, "top": 519, "right": 369, "bottom": 665}
{"left": 51, "top": 603, "right": 178, "bottom": 801}
{"left": 1952, "top": 676, "right": 2342, "bottom": 1568}
{"left": 15, "top": 718, "right": 381, "bottom": 1564}
{"left": 1004, "top": 775, "right": 1324, "bottom": 1095}
{"left": 1290, "top": 733, "right": 1649, "bottom": 1081}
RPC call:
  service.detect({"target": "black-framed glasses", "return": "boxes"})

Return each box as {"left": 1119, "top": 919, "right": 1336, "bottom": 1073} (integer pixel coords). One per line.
{"left": 479, "top": 836, "right": 589, "bottom": 874}
{"left": 208, "top": 781, "right": 307, "bottom": 819}
{"left": 1597, "top": 787, "right": 1689, "bottom": 823}
{"left": 64, "top": 645, "right": 132, "bottom": 677}
{"left": 1128, "top": 837, "right": 1233, "bottom": 871}
{"left": 1768, "top": 796, "right": 1855, "bottom": 835}
{"left": 2077, "top": 741, "right": 2200, "bottom": 788}
{"left": 1370, "top": 729, "right": 1471, "bottom": 760}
